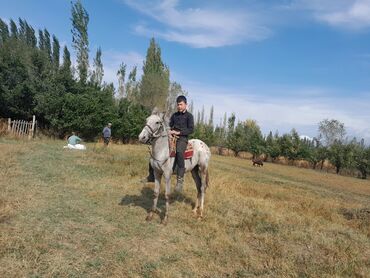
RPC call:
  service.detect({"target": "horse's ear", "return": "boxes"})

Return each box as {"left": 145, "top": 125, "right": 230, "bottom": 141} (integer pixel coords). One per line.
{"left": 151, "top": 107, "right": 160, "bottom": 115}
{"left": 162, "top": 113, "right": 170, "bottom": 123}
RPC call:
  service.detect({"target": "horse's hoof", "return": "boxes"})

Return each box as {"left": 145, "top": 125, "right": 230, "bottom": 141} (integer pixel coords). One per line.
{"left": 161, "top": 217, "right": 168, "bottom": 225}
{"left": 174, "top": 187, "right": 183, "bottom": 194}
{"left": 146, "top": 214, "right": 153, "bottom": 221}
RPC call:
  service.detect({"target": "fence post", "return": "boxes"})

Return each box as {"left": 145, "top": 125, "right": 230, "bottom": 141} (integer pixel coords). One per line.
{"left": 29, "top": 115, "right": 36, "bottom": 140}
{"left": 22, "top": 120, "right": 26, "bottom": 135}
{"left": 20, "top": 121, "right": 24, "bottom": 135}
{"left": 17, "top": 121, "right": 21, "bottom": 136}
{"left": 8, "top": 118, "right": 11, "bottom": 133}
{"left": 14, "top": 121, "right": 19, "bottom": 135}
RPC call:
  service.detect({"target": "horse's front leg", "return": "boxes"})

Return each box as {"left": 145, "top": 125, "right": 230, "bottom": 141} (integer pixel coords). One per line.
{"left": 146, "top": 171, "right": 162, "bottom": 221}
{"left": 161, "top": 173, "right": 171, "bottom": 225}
{"left": 191, "top": 167, "right": 201, "bottom": 216}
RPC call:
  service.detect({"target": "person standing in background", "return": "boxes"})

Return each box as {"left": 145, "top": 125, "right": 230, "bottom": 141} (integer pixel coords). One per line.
{"left": 102, "top": 123, "right": 112, "bottom": 146}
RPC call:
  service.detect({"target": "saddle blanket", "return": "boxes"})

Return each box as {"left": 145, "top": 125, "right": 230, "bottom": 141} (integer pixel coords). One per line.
{"left": 169, "top": 140, "right": 193, "bottom": 159}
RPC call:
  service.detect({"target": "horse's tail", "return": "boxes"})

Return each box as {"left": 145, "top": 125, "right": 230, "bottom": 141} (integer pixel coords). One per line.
{"left": 206, "top": 169, "right": 209, "bottom": 188}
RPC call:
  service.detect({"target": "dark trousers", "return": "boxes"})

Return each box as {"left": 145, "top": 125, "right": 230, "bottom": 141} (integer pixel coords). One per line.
{"left": 103, "top": 137, "right": 110, "bottom": 145}
{"left": 175, "top": 138, "right": 187, "bottom": 178}
{"left": 147, "top": 162, "right": 154, "bottom": 182}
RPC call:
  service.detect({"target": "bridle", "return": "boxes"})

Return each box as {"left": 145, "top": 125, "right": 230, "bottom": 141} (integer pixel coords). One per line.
{"left": 144, "top": 120, "right": 166, "bottom": 144}
{"left": 144, "top": 119, "right": 170, "bottom": 165}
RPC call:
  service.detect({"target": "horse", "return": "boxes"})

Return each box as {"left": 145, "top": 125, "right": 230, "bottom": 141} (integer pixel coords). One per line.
{"left": 138, "top": 111, "right": 211, "bottom": 224}
{"left": 252, "top": 158, "right": 263, "bottom": 167}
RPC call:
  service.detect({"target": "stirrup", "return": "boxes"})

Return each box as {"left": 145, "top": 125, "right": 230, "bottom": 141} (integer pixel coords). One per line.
{"left": 175, "top": 177, "right": 184, "bottom": 193}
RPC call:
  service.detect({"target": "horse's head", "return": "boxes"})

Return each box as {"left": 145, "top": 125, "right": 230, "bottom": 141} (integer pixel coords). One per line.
{"left": 138, "top": 111, "right": 166, "bottom": 144}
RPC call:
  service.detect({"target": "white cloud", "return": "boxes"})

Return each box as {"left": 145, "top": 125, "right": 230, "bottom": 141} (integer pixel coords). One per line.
{"left": 295, "top": 0, "right": 370, "bottom": 29}
{"left": 123, "top": 0, "right": 271, "bottom": 48}
{"left": 183, "top": 81, "right": 370, "bottom": 142}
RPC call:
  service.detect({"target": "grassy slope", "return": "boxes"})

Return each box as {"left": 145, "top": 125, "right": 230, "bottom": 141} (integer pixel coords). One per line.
{"left": 0, "top": 138, "right": 369, "bottom": 277}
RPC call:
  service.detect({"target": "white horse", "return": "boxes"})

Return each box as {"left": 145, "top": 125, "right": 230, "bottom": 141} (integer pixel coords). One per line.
{"left": 138, "top": 111, "right": 211, "bottom": 224}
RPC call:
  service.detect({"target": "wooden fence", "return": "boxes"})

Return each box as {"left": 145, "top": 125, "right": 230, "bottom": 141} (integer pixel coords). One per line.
{"left": 7, "top": 115, "right": 36, "bottom": 139}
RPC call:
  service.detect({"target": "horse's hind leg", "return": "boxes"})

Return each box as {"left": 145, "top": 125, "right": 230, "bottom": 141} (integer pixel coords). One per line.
{"left": 199, "top": 167, "right": 208, "bottom": 218}
{"left": 146, "top": 171, "right": 162, "bottom": 221}
{"left": 191, "top": 166, "right": 202, "bottom": 216}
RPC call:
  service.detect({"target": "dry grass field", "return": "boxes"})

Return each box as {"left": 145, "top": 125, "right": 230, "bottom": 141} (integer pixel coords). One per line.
{"left": 0, "top": 138, "right": 369, "bottom": 277}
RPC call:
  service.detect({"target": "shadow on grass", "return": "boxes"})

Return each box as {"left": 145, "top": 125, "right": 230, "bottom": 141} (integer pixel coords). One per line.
{"left": 119, "top": 186, "right": 195, "bottom": 220}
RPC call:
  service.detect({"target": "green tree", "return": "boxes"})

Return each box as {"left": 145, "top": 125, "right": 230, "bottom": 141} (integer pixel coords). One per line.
{"left": 0, "top": 37, "right": 35, "bottom": 119}
{"left": 60, "top": 46, "right": 73, "bottom": 91}
{"left": 117, "top": 62, "right": 126, "bottom": 98}
{"left": 126, "top": 66, "right": 139, "bottom": 102}
{"left": 43, "top": 28, "right": 52, "bottom": 60}
{"left": 18, "top": 18, "right": 27, "bottom": 42}
{"left": 0, "top": 19, "right": 10, "bottom": 45}
{"left": 113, "top": 98, "right": 150, "bottom": 143}
{"left": 38, "top": 29, "right": 44, "bottom": 50}
{"left": 227, "top": 121, "right": 248, "bottom": 157}
{"left": 9, "top": 19, "right": 18, "bottom": 39}
{"left": 353, "top": 141, "right": 370, "bottom": 179}
{"left": 244, "top": 119, "right": 265, "bottom": 159}
{"left": 140, "top": 38, "right": 169, "bottom": 110}
{"left": 71, "top": 0, "right": 89, "bottom": 84}
{"left": 91, "top": 47, "right": 104, "bottom": 87}
{"left": 266, "top": 131, "right": 281, "bottom": 161}
{"left": 25, "top": 21, "right": 37, "bottom": 47}
{"left": 328, "top": 140, "right": 355, "bottom": 174}
{"left": 52, "top": 35, "right": 60, "bottom": 70}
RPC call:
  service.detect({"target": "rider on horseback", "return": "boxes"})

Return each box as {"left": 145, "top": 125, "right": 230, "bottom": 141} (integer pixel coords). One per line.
{"left": 169, "top": 95, "right": 194, "bottom": 191}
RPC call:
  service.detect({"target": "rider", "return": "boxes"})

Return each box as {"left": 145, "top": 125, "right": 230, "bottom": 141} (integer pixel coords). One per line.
{"left": 169, "top": 95, "right": 194, "bottom": 192}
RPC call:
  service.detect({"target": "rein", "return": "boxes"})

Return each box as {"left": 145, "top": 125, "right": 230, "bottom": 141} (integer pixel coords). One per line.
{"left": 146, "top": 121, "right": 171, "bottom": 165}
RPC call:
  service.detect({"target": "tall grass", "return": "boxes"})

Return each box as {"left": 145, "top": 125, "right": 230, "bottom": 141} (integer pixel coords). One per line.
{"left": 0, "top": 138, "right": 369, "bottom": 277}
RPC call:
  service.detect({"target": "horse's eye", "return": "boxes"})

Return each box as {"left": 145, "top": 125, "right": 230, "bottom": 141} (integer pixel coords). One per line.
{"left": 156, "top": 121, "right": 160, "bottom": 124}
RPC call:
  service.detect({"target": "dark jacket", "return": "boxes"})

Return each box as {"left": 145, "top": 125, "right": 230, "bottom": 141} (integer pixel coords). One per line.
{"left": 169, "top": 110, "right": 194, "bottom": 138}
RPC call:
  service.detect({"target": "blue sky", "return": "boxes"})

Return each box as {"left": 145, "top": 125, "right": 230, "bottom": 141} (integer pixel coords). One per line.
{"left": 1, "top": 0, "right": 370, "bottom": 142}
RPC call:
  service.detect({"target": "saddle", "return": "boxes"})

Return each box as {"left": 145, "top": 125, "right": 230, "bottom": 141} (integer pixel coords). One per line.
{"left": 169, "top": 136, "right": 194, "bottom": 159}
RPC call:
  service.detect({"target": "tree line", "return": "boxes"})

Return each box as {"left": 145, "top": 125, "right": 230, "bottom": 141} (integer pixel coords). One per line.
{"left": 1, "top": 1, "right": 369, "bottom": 179}
{"left": 193, "top": 111, "right": 370, "bottom": 179}
{"left": 0, "top": 0, "right": 187, "bottom": 142}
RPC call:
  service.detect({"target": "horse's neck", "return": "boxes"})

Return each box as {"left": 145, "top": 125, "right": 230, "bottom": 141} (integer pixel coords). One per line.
{"left": 151, "top": 133, "right": 170, "bottom": 160}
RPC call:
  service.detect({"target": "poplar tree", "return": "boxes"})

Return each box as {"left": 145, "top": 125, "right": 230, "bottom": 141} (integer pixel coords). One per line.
{"left": 209, "top": 105, "right": 214, "bottom": 126}
{"left": 38, "top": 30, "right": 44, "bottom": 50}
{"left": 60, "top": 46, "right": 72, "bottom": 80}
{"left": 0, "top": 19, "right": 9, "bottom": 45}
{"left": 10, "top": 19, "right": 18, "bottom": 39}
{"left": 71, "top": 0, "right": 89, "bottom": 84}
{"left": 18, "top": 18, "right": 26, "bottom": 42}
{"left": 91, "top": 47, "right": 104, "bottom": 86}
{"left": 43, "top": 29, "right": 52, "bottom": 60}
{"left": 52, "top": 35, "right": 60, "bottom": 70}
{"left": 25, "top": 23, "right": 36, "bottom": 47}
{"left": 140, "top": 38, "right": 169, "bottom": 109}
{"left": 117, "top": 62, "right": 126, "bottom": 98}
{"left": 126, "top": 66, "right": 138, "bottom": 102}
